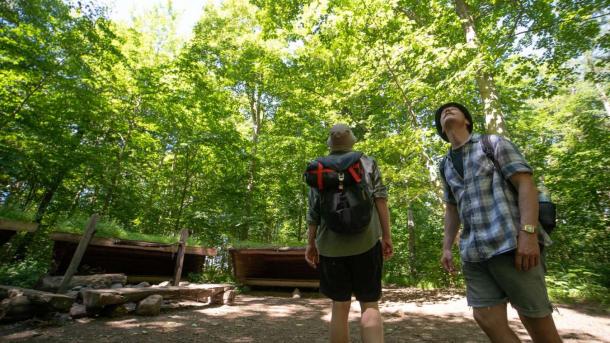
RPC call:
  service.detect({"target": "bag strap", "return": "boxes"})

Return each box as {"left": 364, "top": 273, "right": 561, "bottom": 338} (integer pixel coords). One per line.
{"left": 439, "top": 156, "right": 447, "bottom": 185}
{"left": 481, "top": 135, "right": 517, "bottom": 194}
{"left": 347, "top": 162, "right": 362, "bottom": 183}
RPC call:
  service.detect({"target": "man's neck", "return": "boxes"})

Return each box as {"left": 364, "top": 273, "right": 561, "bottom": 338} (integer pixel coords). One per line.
{"left": 446, "top": 129, "right": 471, "bottom": 150}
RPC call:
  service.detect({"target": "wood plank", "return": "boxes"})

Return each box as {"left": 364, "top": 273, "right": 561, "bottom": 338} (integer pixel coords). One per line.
{"left": 243, "top": 278, "right": 319, "bottom": 288}
{"left": 58, "top": 214, "right": 99, "bottom": 293}
{"left": 0, "top": 219, "right": 38, "bottom": 232}
{"left": 50, "top": 233, "right": 216, "bottom": 256}
{"left": 172, "top": 229, "right": 189, "bottom": 286}
{"left": 82, "top": 284, "right": 233, "bottom": 309}
{"left": 0, "top": 286, "right": 74, "bottom": 312}
{"left": 229, "top": 248, "right": 305, "bottom": 256}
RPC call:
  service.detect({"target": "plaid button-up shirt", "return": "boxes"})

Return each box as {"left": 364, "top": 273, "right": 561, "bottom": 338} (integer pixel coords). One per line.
{"left": 441, "top": 134, "right": 551, "bottom": 262}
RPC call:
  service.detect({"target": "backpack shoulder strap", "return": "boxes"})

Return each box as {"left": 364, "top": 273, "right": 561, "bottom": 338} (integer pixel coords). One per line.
{"left": 439, "top": 156, "right": 447, "bottom": 185}
{"left": 481, "top": 135, "right": 497, "bottom": 166}
{"left": 481, "top": 134, "right": 517, "bottom": 193}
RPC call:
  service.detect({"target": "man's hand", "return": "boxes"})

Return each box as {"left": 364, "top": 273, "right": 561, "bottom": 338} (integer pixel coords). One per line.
{"left": 441, "top": 249, "right": 457, "bottom": 274}
{"left": 305, "top": 244, "right": 319, "bottom": 269}
{"left": 515, "top": 231, "right": 540, "bottom": 271}
{"left": 381, "top": 237, "right": 393, "bottom": 260}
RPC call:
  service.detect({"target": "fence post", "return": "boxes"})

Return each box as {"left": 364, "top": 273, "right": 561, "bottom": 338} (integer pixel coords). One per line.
{"left": 172, "top": 229, "right": 189, "bottom": 286}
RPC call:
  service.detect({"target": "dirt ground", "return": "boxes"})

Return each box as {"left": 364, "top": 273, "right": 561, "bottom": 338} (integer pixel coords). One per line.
{"left": 1, "top": 287, "right": 608, "bottom": 343}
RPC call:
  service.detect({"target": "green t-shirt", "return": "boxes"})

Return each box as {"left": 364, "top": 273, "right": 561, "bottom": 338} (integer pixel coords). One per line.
{"left": 306, "top": 152, "right": 388, "bottom": 257}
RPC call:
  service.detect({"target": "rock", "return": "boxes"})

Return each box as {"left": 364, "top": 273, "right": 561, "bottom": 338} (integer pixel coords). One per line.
{"left": 210, "top": 290, "right": 235, "bottom": 305}
{"left": 3, "top": 296, "right": 35, "bottom": 322}
{"left": 41, "top": 274, "right": 127, "bottom": 291}
{"left": 134, "top": 282, "right": 150, "bottom": 288}
{"left": 66, "top": 291, "right": 79, "bottom": 300}
{"left": 9, "top": 295, "right": 32, "bottom": 312}
{"left": 8, "top": 289, "right": 24, "bottom": 298}
{"left": 50, "top": 312, "right": 72, "bottom": 324}
{"left": 292, "top": 288, "right": 301, "bottom": 299}
{"left": 124, "top": 302, "right": 137, "bottom": 312}
{"left": 178, "top": 281, "right": 190, "bottom": 287}
{"left": 102, "top": 304, "right": 129, "bottom": 318}
{"left": 136, "top": 295, "right": 163, "bottom": 316}
{"left": 0, "top": 298, "right": 10, "bottom": 320}
{"left": 110, "top": 283, "right": 123, "bottom": 289}
{"left": 70, "top": 304, "right": 88, "bottom": 319}
{"left": 157, "top": 281, "right": 171, "bottom": 287}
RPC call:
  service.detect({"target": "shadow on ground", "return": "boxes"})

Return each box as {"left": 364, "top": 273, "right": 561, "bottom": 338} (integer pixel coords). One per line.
{"left": 0, "top": 288, "right": 607, "bottom": 343}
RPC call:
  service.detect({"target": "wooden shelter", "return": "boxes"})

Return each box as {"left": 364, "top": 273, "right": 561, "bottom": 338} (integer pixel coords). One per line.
{"left": 229, "top": 247, "right": 319, "bottom": 288}
{"left": 51, "top": 233, "right": 216, "bottom": 283}
{"left": 0, "top": 219, "right": 38, "bottom": 245}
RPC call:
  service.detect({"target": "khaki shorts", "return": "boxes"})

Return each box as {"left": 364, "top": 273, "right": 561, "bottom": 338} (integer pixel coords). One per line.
{"left": 462, "top": 250, "right": 553, "bottom": 318}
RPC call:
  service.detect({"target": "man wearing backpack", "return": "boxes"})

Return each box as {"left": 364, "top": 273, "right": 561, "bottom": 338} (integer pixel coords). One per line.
{"left": 304, "top": 123, "right": 393, "bottom": 343}
{"left": 436, "top": 102, "right": 562, "bottom": 343}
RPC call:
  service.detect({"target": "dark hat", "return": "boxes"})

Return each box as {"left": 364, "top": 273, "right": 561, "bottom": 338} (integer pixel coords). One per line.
{"left": 435, "top": 102, "right": 473, "bottom": 142}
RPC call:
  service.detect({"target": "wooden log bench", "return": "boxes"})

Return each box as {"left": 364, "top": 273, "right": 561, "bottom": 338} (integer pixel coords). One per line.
{"left": 82, "top": 284, "right": 235, "bottom": 311}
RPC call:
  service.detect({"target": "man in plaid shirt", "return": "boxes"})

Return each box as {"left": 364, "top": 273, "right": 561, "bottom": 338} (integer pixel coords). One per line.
{"left": 436, "top": 102, "right": 562, "bottom": 343}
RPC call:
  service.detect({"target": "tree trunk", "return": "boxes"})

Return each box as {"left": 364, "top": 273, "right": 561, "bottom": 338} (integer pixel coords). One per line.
{"left": 102, "top": 102, "right": 138, "bottom": 216}
{"left": 407, "top": 206, "right": 416, "bottom": 277}
{"left": 34, "top": 174, "right": 65, "bottom": 224}
{"left": 586, "top": 54, "right": 610, "bottom": 117}
{"left": 454, "top": 0, "right": 508, "bottom": 135}
{"left": 174, "top": 149, "right": 196, "bottom": 231}
{"left": 242, "top": 84, "right": 264, "bottom": 241}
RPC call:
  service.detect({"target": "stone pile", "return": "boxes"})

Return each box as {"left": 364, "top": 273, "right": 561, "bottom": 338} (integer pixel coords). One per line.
{"left": 0, "top": 274, "right": 235, "bottom": 323}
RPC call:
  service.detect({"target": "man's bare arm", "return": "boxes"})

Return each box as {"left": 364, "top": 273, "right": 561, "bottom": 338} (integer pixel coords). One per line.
{"left": 509, "top": 172, "right": 540, "bottom": 271}
{"left": 375, "top": 198, "right": 393, "bottom": 259}
{"left": 441, "top": 203, "right": 460, "bottom": 273}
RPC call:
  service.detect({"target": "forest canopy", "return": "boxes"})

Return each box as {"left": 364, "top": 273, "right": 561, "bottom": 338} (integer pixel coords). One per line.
{"left": 0, "top": 0, "right": 608, "bottom": 303}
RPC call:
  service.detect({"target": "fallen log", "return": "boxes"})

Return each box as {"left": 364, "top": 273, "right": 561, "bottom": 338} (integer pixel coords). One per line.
{"left": 82, "top": 284, "right": 233, "bottom": 309}
{"left": 41, "top": 274, "right": 127, "bottom": 291}
{"left": 0, "top": 286, "right": 74, "bottom": 312}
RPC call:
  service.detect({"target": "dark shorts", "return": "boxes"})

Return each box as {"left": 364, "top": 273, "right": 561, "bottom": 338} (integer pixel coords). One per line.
{"left": 319, "top": 241, "right": 383, "bottom": 302}
{"left": 462, "top": 250, "right": 553, "bottom": 318}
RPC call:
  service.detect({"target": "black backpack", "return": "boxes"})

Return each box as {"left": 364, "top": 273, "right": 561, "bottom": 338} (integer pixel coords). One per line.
{"left": 439, "top": 135, "right": 557, "bottom": 234}
{"left": 304, "top": 151, "right": 373, "bottom": 234}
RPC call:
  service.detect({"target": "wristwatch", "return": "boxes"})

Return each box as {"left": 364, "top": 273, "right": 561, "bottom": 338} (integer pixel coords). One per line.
{"left": 521, "top": 224, "right": 537, "bottom": 234}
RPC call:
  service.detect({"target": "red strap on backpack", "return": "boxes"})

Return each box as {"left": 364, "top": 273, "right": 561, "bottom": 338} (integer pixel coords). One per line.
{"left": 347, "top": 162, "right": 362, "bottom": 183}
{"left": 316, "top": 162, "right": 324, "bottom": 190}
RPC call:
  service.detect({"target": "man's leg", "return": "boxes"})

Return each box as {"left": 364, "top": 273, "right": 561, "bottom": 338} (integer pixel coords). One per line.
{"left": 518, "top": 314, "right": 562, "bottom": 343}
{"left": 330, "top": 300, "right": 351, "bottom": 343}
{"left": 488, "top": 253, "right": 560, "bottom": 343}
{"left": 472, "top": 303, "right": 520, "bottom": 343}
{"left": 351, "top": 242, "right": 384, "bottom": 342}
{"left": 359, "top": 301, "right": 383, "bottom": 343}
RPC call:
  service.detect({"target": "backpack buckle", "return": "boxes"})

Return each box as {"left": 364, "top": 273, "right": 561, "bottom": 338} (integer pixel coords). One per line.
{"left": 338, "top": 173, "right": 344, "bottom": 190}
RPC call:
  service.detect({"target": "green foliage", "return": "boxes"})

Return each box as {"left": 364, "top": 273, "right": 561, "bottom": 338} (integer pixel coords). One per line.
{"left": 547, "top": 268, "right": 610, "bottom": 307}
{"left": 0, "top": 205, "right": 35, "bottom": 221}
{"left": 0, "top": 228, "right": 53, "bottom": 288}
{"left": 54, "top": 214, "right": 207, "bottom": 246}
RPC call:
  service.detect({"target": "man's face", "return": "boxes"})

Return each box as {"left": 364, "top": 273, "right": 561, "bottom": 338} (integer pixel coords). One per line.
{"left": 440, "top": 106, "right": 469, "bottom": 132}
